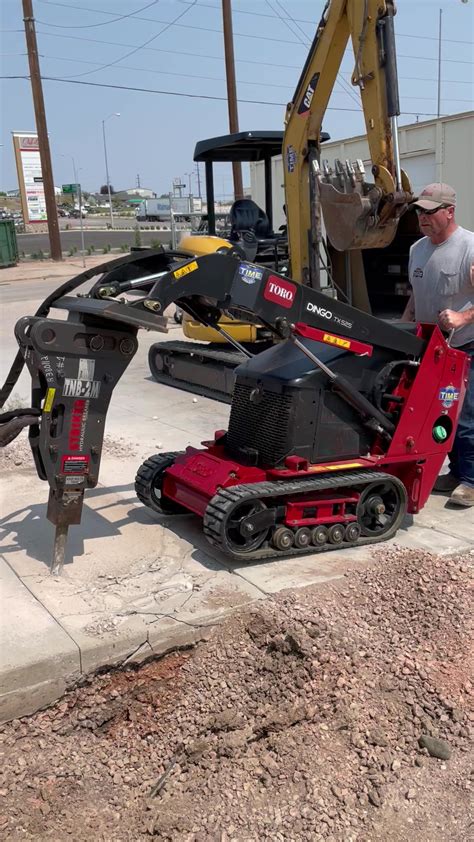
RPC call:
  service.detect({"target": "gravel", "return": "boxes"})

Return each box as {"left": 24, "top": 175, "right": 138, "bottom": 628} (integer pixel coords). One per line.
{"left": 0, "top": 546, "right": 472, "bottom": 841}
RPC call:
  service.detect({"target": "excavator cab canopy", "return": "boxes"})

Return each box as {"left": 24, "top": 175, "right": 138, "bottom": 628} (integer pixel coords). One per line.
{"left": 193, "top": 130, "right": 329, "bottom": 237}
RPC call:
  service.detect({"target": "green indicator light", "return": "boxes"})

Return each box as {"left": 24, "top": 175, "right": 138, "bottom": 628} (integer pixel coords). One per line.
{"left": 433, "top": 425, "right": 447, "bottom": 443}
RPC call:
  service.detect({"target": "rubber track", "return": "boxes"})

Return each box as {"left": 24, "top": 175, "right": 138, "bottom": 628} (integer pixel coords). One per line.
{"left": 151, "top": 341, "right": 247, "bottom": 365}
{"left": 203, "top": 470, "right": 407, "bottom": 562}
{"left": 135, "top": 451, "right": 184, "bottom": 513}
{"left": 149, "top": 341, "right": 246, "bottom": 403}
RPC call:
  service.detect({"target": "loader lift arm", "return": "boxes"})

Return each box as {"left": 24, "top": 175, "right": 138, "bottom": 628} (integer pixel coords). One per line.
{"left": 1, "top": 250, "right": 426, "bottom": 572}
{"left": 283, "top": 0, "right": 412, "bottom": 284}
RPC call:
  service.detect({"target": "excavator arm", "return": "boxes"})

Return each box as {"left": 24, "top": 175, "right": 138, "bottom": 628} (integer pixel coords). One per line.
{"left": 283, "top": 0, "right": 413, "bottom": 283}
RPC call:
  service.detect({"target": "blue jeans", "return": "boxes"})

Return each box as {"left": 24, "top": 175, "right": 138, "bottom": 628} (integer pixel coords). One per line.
{"left": 449, "top": 351, "right": 474, "bottom": 487}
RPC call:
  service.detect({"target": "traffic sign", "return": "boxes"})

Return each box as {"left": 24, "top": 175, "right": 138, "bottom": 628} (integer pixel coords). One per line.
{"left": 62, "top": 183, "right": 80, "bottom": 194}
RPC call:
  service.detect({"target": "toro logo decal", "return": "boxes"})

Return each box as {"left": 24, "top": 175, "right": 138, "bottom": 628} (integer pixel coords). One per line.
{"left": 439, "top": 385, "right": 459, "bottom": 409}
{"left": 264, "top": 276, "right": 297, "bottom": 308}
{"left": 297, "top": 72, "right": 320, "bottom": 116}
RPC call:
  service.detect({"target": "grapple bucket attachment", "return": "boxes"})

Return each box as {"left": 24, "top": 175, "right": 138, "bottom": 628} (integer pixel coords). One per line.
{"left": 316, "top": 158, "right": 407, "bottom": 252}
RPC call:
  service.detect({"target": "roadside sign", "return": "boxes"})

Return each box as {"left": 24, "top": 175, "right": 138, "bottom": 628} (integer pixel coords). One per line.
{"left": 12, "top": 132, "right": 47, "bottom": 223}
{"left": 62, "top": 183, "right": 80, "bottom": 194}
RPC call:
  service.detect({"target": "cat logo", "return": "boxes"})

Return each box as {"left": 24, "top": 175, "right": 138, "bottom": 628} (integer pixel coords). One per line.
{"left": 297, "top": 72, "right": 320, "bottom": 115}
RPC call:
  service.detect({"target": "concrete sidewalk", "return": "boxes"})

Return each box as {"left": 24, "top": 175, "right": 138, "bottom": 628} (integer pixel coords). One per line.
{"left": 1, "top": 449, "right": 473, "bottom": 723}
{"left": 1, "top": 258, "right": 473, "bottom": 723}
{"left": 0, "top": 254, "right": 117, "bottom": 284}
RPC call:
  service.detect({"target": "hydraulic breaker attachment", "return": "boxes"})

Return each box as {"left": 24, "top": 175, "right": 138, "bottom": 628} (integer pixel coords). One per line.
{"left": 15, "top": 314, "right": 140, "bottom": 574}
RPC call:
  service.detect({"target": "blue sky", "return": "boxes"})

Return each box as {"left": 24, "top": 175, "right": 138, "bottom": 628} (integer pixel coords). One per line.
{"left": 1, "top": 0, "right": 473, "bottom": 197}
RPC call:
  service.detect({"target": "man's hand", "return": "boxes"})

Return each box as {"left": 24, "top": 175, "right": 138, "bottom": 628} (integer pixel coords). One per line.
{"left": 438, "top": 308, "right": 474, "bottom": 330}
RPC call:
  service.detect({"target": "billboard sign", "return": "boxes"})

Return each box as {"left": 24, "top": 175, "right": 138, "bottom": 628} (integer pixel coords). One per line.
{"left": 171, "top": 196, "right": 191, "bottom": 214}
{"left": 12, "top": 132, "right": 47, "bottom": 223}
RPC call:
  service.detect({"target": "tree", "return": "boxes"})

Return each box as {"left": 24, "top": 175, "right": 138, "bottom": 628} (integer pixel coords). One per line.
{"left": 100, "top": 184, "right": 115, "bottom": 195}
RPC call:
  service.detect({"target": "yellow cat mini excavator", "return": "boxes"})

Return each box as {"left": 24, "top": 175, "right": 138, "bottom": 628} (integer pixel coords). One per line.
{"left": 143, "top": 0, "right": 415, "bottom": 400}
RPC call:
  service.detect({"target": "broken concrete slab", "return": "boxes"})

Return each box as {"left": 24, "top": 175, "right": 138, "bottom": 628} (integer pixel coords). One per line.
{"left": 1, "top": 472, "right": 264, "bottom": 678}
{"left": 0, "top": 556, "right": 80, "bottom": 722}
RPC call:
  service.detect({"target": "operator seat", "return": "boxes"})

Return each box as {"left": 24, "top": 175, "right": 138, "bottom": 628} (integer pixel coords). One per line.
{"left": 229, "top": 199, "right": 271, "bottom": 239}
{"left": 229, "top": 198, "right": 287, "bottom": 264}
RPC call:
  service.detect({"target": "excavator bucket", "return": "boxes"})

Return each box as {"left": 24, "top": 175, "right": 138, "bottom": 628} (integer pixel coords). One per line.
{"left": 316, "top": 158, "right": 404, "bottom": 252}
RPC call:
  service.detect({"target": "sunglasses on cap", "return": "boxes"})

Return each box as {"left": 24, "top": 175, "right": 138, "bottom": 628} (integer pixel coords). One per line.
{"left": 415, "top": 204, "right": 452, "bottom": 216}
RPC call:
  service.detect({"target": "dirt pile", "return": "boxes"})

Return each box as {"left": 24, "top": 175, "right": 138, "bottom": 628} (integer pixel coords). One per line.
{"left": 0, "top": 547, "right": 472, "bottom": 841}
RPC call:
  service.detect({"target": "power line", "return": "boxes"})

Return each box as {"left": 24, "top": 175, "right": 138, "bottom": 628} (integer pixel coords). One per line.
{"left": 30, "top": 27, "right": 474, "bottom": 67}
{"left": 33, "top": 2, "right": 474, "bottom": 58}
{"left": 177, "top": 1, "right": 474, "bottom": 45}
{"left": 6, "top": 50, "right": 472, "bottom": 104}
{"left": 0, "top": 74, "right": 442, "bottom": 116}
{"left": 5, "top": 28, "right": 473, "bottom": 83}
{"left": 36, "top": 0, "right": 159, "bottom": 29}
{"left": 264, "top": 0, "right": 360, "bottom": 108}
{"left": 25, "top": 52, "right": 295, "bottom": 91}
{"left": 53, "top": 1, "right": 198, "bottom": 80}
{"left": 38, "top": 0, "right": 474, "bottom": 45}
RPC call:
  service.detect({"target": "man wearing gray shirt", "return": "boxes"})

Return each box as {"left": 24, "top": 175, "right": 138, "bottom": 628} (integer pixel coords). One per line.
{"left": 402, "top": 183, "right": 474, "bottom": 507}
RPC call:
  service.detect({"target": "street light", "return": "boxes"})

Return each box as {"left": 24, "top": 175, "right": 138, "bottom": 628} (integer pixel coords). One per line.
{"left": 102, "top": 112, "right": 120, "bottom": 229}
{"left": 61, "top": 152, "right": 85, "bottom": 267}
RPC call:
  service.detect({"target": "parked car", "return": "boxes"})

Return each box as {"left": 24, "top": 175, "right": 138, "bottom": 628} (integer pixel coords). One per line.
{"left": 58, "top": 208, "right": 70, "bottom": 217}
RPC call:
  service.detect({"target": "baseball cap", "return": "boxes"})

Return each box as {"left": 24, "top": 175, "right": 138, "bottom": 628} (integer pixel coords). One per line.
{"left": 413, "top": 183, "right": 456, "bottom": 211}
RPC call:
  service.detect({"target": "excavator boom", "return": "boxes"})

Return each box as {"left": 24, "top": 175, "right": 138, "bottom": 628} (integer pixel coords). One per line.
{"left": 283, "top": 0, "right": 413, "bottom": 283}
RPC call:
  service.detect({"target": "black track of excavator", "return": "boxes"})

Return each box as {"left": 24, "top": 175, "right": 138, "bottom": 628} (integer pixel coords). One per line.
{"left": 148, "top": 341, "right": 271, "bottom": 403}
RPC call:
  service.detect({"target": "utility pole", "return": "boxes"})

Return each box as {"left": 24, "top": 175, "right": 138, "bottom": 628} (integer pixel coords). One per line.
{"left": 437, "top": 8, "right": 442, "bottom": 118}
{"left": 222, "top": 0, "right": 244, "bottom": 200}
{"left": 195, "top": 161, "right": 202, "bottom": 199}
{"left": 22, "top": 0, "right": 62, "bottom": 260}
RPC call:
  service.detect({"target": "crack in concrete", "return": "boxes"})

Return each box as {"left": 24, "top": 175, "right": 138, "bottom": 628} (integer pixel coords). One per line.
{"left": 117, "top": 608, "right": 218, "bottom": 630}
{"left": 120, "top": 638, "right": 154, "bottom": 666}
{"left": 2, "top": 555, "right": 84, "bottom": 674}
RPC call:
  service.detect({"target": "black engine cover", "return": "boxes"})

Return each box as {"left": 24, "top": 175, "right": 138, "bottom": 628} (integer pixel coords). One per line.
{"left": 226, "top": 338, "right": 397, "bottom": 468}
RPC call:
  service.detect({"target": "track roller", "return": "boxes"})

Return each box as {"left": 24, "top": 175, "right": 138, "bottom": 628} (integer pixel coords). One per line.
{"left": 311, "top": 525, "right": 328, "bottom": 546}
{"left": 294, "top": 527, "right": 312, "bottom": 549}
{"left": 344, "top": 522, "right": 361, "bottom": 542}
{"left": 328, "top": 523, "right": 345, "bottom": 544}
{"left": 272, "top": 526, "right": 295, "bottom": 551}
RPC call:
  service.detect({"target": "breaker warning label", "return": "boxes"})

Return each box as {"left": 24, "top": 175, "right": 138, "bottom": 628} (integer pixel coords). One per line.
{"left": 61, "top": 454, "right": 90, "bottom": 475}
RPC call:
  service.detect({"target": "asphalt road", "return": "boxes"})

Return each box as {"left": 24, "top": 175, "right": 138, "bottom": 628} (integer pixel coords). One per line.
{"left": 17, "top": 228, "right": 171, "bottom": 256}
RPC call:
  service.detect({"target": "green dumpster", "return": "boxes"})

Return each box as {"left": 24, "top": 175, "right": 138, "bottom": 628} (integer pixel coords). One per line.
{"left": 0, "top": 219, "right": 19, "bottom": 268}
